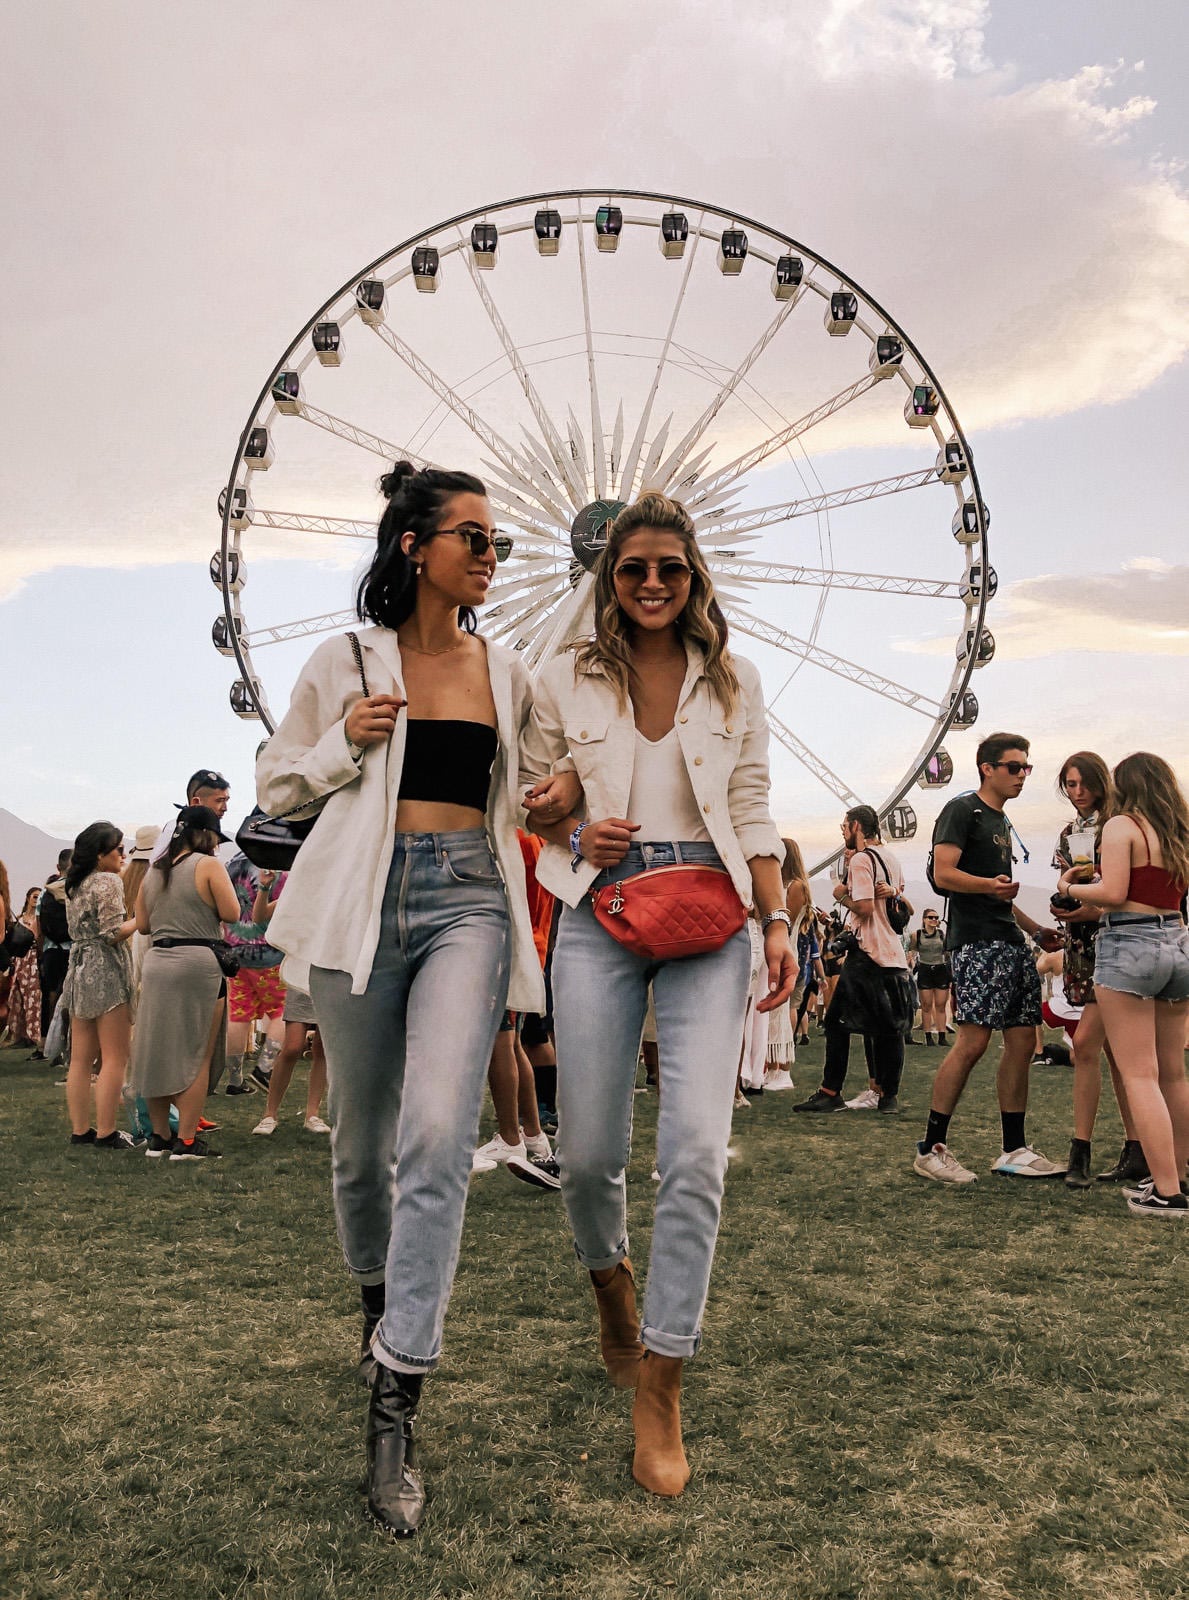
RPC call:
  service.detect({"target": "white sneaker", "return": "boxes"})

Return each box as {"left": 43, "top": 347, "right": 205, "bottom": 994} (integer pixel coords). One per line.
{"left": 303, "top": 1115, "right": 331, "bottom": 1135}
{"left": 845, "top": 1087, "right": 880, "bottom": 1111}
{"left": 733, "top": 1091, "right": 749, "bottom": 1109}
{"left": 913, "top": 1142, "right": 977, "bottom": 1184}
{"left": 763, "top": 1069, "right": 795, "bottom": 1092}
{"left": 472, "top": 1134, "right": 527, "bottom": 1172}
{"left": 523, "top": 1130, "right": 552, "bottom": 1159}
{"left": 991, "top": 1146, "right": 1067, "bottom": 1178}
{"left": 252, "top": 1116, "right": 278, "bottom": 1136}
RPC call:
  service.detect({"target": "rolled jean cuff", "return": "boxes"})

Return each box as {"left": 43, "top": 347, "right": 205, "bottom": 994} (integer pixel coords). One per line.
{"left": 573, "top": 1237, "right": 629, "bottom": 1272}
{"left": 351, "top": 1266, "right": 388, "bottom": 1288}
{"left": 374, "top": 1330, "right": 438, "bottom": 1373}
{"left": 642, "top": 1323, "right": 702, "bottom": 1360}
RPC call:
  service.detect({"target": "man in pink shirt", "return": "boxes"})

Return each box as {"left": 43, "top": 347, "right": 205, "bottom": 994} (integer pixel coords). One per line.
{"left": 793, "top": 805, "right": 914, "bottom": 1115}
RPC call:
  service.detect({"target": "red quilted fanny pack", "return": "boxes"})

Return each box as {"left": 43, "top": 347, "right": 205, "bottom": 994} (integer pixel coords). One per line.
{"left": 590, "top": 865, "right": 747, "bottom": 961}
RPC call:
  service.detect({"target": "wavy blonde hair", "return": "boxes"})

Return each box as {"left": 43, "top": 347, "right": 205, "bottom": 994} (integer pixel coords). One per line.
{"left": 1112, "top": 752, "right": 1189, "bottom": 888}
{"left": 572, "top": 492, "right": 740, "bottom": 711}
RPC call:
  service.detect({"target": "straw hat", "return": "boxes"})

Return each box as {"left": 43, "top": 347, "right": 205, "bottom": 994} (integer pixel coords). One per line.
{"left": 129, "top": 824, "right": 161, "bottom": 862}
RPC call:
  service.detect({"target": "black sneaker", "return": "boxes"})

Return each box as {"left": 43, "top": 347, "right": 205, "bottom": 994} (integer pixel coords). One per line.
{"left": 506, "top": 1151, "right": 562, "bottom": 1190}
{"left": 145, "top": 1132, "right": 175, "bottom": 1158}
{"left": 93, "top": 1130, "right": 136, "bottom": 1151}
{"left": 1096, "top": 1141, "right": 1150, "bottom": 1184}
{"left": 1064, "top": 1140, "right": 1093, "bottom": 1189}
{"left": 877, "top": 1094, "right": 901, "bottom": 1115}
{"left": 69, "top": 1128, "right": 96, "bottom": 1145}
{"left": 793, "top": 1089, "right": 845, "bottom": 1113}
{"left": 224, "top": 1080, "right": 257, "bottom": 1096}
{"left": 1126, "top": 1188, "right": 1188, "bottom": 1218}
{"left": 250, "top": 1064, "right": 272, "bottom": 1091}
{"left": 169, "top": 1137, "right": 223, "bottom": 1161}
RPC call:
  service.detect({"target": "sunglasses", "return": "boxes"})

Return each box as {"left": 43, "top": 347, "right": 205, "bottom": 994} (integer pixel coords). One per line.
{"left": 437, "top": 523, "right": 513, "bottom": 562}
{"left": 993, "top": 761, "right": 1033, "bottom": 777}
{"left": 612, "top": 559, "right": 693, "bottom": 585}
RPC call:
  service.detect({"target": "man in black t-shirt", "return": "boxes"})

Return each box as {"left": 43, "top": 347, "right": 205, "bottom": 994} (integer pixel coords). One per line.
{"left": 913, "top": 733, "right": 1067, "bottom": 1186}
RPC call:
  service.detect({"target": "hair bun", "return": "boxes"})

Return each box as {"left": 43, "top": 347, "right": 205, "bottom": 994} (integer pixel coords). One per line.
{"left": 379, "top": 460, "right": 421, "bottom": 499}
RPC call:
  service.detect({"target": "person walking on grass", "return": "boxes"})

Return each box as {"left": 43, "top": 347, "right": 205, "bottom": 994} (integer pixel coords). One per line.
{"left": 131, "top": 807, "right": 240, "bottom": 1160}
{"left": 522, "top": 491, "right": 795, "bottom": 1500}
{"left": 908, "top": 910, "right": 950, "bottom": 1046}
{"left": 793, "top": 805, "right": 912, "bottom": 1117}
{"left": 61, "top": 823, "right": 137, "bottom": 1149}
{"left": 37, "top": 849, "right": 73, "bottom": 1045}
{"left": 1049, "top": 751, "right": 1146, "bottom": 1189}
{"left": 1057, "top": 752, "right": 1189, "bottom": 1219}
{"left": 914, "top": 733, "right": 1066, "bottom": 1186}
{"left": 246, "top": 872, "right": 330, "bottom": 1136}
{"left": 257, "top": 462, "right": 573, "bottom": 1540}
{"left": 4, "top": 886, "right": 43, "bottom": 1050}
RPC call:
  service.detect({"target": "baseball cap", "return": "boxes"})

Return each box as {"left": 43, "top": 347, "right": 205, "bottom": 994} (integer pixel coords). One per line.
{"left": 175, "top": 804, "right": 232, "bottom": 844}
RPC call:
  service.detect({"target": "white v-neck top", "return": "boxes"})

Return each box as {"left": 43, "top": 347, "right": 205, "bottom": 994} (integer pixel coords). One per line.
{"left": 627, "top": 727, "right": 711, "bottom": 844}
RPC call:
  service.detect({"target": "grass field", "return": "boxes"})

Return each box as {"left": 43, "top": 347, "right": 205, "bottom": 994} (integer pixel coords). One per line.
{"left": 1, "top": 1035, "right": 1185, "bottom": 1600}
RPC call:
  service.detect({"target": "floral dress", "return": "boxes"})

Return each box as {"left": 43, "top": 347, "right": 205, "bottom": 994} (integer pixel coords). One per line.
{"left": 5, "top": 914, "right": 43, "bottom": 1045}
{"left": 61, "top": 873, "right": 134, "bottom": 1020}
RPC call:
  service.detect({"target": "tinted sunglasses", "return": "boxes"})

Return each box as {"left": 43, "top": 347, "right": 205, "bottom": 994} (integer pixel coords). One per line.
{"left": 438, "top": 523, "right": 513, "bottom": 562}
{"left": 992, "top": 761, "right": 1033, "bottom": 777}
{"left": 612, "top": 558, "right": 693, "bottom": 584}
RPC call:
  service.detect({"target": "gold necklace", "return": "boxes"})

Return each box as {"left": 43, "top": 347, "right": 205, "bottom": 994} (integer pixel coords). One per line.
{"left": 400, "top": 636, "right": 468, "bottom": 656}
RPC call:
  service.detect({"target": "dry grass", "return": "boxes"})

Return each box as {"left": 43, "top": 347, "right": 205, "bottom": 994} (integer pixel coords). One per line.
{"left": 1, "top": 1037, "right": 1185, "bottom": 1599}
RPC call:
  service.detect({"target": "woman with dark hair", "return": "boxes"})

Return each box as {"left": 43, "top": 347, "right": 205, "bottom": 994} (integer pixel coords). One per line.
{"left": 522, "top": 490, "right": 794, "bottom": 1498}
{"left": 257, "top": 462, "right": 572, "bottom": 1538}
{"left": 61, "top": 822, "right": 137, "bottom": 1148}
{"left": 908, "top": 909, "right": 950, "bottom": 1045}
{"left": 1050, "top": 751, "right": 1142, "bottom": 1187}
{"left": 1058, "top": 752, "right": 1189, "bottom": 1217}
{"left": 131, "top": 806, "right": 240, "bottom": 1159}
{"left": 3, "top": 886, "right": 43, "bottom": 1049}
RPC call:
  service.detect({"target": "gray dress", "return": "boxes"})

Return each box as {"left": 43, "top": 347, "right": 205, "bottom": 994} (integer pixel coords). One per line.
{"left": 61, "top": 873, "right": 134, "bottom": 1020}
{"left": 130, "top": 856, "right": 227, "bottom": 1099}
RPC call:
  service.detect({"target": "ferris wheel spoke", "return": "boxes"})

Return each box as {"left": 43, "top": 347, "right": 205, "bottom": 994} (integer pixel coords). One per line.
{"left": 249, "top": 610, "right": 356, "bottom": 648}
{"left": 575, "top": 202, "right": 608, "bottom": 499}
{"left": 767, "top": 713, "right": 861, "bottom": 805}
{"left": 726, "top": 608, "right": 942, "bottom": 718}
{"left": 710, "top": 559, "right": 961, "bottom": 599}
{"left": 653, "top": 283, "right": 811, "bottom": 493}
{"left": 691, "top": 373, "right": 882, "bottom": 505}
{"left": 618, "top": 212, "right": 705, "bottom": 500}
{"left": 704, "top": 466, "right": 941, "bottom": 538}
{"left": 457, "top": 237, "right": 587, "bottom": 507}
{"left": 480, "top": 456, "right": 575, "bottom": 532}
{"left": 252, "top": 508, "right": 376, "bottom": 541}
{"left": 292, "top": 402, "right": 422, "bottom": 465}
{"left": 483, "top": 567, "right": 565, "bottom": 612}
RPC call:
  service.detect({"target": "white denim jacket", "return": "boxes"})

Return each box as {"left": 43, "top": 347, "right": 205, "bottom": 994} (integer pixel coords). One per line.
{"left": 256, "top": 626, "right": 545, "bottom": 1013}
{"left": 521, "top": 644, "right": 784, "bottom": 909}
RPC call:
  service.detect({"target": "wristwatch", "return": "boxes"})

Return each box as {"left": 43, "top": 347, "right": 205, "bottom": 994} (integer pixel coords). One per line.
{"left": 761, "top": 909, "right": 793, "bottom": 933}
{"left": 569, "top": 821, "right": 588, "bottom": 873}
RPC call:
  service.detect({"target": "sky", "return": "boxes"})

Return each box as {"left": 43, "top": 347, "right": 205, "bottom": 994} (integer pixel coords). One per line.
{"left": 2, "top": 0, "right": 1187, "bottom": 887}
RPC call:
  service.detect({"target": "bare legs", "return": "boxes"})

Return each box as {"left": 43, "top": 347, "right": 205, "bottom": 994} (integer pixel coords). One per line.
{"left": 263, "top": 1023, "right": 327, "bottom": 1122}
{"left": 919, "top": 987, "right": 947, "bottom": 1038}
{"left": 1070, "top": 1005, "right": 1137, "bottom": 1143}
{"left": 66, "top": 1004, "right": 131, "bottom": 1138}
{"left": 1096, "top": 989, "right": 1189, "bottom": 1197}
{"left": 486, "top": 1027, "right": 542, "bottom": 1145}
{"left": 927, "top": 1023, "right": 1033, "bottom": 1116}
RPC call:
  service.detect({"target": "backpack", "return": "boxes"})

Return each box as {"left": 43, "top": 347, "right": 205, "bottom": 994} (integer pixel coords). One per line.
{"left": 39, "top": 885, "right": 69, "bottom": 945}
{"left": 926, "top": 791, "right": 979, "bottom": 900}
{"left": 866, "top": 848, "right": 911, "bottom": 935}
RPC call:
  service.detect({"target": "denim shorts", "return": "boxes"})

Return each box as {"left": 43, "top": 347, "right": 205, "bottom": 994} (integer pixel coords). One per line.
{"left": 1094, "top": 914, "right": 1189, "bottom": 1003}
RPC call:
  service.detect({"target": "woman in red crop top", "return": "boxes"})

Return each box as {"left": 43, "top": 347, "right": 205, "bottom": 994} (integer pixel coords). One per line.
{"left": 1059, "top": 753, "right": 1189, "bottom": 1216}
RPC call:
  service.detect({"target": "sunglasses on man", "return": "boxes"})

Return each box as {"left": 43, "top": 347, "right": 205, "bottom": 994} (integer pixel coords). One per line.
{"left": 992, "top": 761, "right": 1033, "bottom": 777}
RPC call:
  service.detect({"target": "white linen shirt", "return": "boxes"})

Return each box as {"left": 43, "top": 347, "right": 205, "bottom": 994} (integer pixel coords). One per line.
{"left": 520, "top": 644, "right": 784, "bottom": 909}
{"left": 256, "top": 626, "right": 545, "bottom": 1013}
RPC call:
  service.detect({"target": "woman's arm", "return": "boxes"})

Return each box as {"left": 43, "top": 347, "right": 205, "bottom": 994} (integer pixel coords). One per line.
{"left": 1060, "top": 816, "right": 1134, "bottom": 909}
{"left": 197, "top": 858, "right": 244, "bottom": 924}
{"left": 97, "top": 876, "right": 136, "bottom": 944}
{"left": 749, "top": 854, "right": 797, "bottom": 1013}
{"left": 256, "top": 636, "right": 383, "bottom": 817}
{"left": 134, "top": 884, "right": 152, "bottom": 938}
{"left": 725, "top": 661, "right": 785, "bottom": 864}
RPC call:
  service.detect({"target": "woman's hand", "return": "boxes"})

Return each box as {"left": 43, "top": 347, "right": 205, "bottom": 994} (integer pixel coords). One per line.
{"left": 579, "top": 818, "right": 640, "bottom": 869}
{"left": 523, "top": 770, "right": 582, "bottom": 823}
{"left": 345, "top": 694, "right": 406, "bottom": 748}
{"left": 757, "top": 925, "right": 797, "bottom": 1012}
{"left": 258, "top": 869, "right": 277, "bottom": 890}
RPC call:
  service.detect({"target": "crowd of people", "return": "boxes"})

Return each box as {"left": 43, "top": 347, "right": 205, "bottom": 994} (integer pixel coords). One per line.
{"left": 2, "top": 467, "right": 1186, "bottom": 1541}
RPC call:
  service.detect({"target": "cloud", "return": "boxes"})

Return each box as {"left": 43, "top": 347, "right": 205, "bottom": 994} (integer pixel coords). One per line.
{"left": 2, "top": 0, "right": 1189, "bottom": 593}
{"left": 899, "top": 559, "right": 1189, "bottom": 660}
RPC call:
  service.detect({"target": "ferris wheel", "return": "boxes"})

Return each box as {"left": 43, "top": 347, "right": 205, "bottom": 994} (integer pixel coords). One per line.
{"left": 213, "top": 188, "right": 992, "bottom": 870}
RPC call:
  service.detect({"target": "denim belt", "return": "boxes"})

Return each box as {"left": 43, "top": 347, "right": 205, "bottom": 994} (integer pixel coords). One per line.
{"left": 1101, "top": 912, "right": 1184, "bottom": 927}
{"left": 591, "top": 839, "right": 724, "bottom": 890}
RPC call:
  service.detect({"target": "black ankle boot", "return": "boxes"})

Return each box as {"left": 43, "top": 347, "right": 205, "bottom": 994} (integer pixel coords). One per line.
{"left": 358, "top": 1284, "right": 384, "bottom": 1388}
{"left": 1064, "top": 1138, "right": 1093, "bottom": 1189}
{"left": 366, "top": 1366, "right": 426, "bottom": 1537}
{"left": 1096, "top": 1140, "right": 1150, "bottom": 1184}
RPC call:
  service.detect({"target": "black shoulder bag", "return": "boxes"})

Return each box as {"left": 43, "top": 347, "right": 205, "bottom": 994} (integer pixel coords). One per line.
{"left": 867, "top": 848, "right": 911, "bottom": 935}
{"left": 236, "top": 632, "right": 369, "bottom": 872}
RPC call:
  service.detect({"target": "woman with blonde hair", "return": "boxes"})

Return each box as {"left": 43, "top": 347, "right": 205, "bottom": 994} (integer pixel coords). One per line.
{"left": 1058, "top": 752, "right": 1189, "bottom": 1217}
{"left": 523, "top": 490, "right": 795, "bottom": 1496}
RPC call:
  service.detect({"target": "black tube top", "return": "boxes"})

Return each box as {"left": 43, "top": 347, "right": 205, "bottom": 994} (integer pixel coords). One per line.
{"left": 397, "top": 720, "right": 498, "bottom": 812}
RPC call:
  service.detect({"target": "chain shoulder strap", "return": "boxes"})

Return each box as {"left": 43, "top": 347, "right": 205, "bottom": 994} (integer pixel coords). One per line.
{"left": 254, "top": 631, "right": 371, "bottom": 827}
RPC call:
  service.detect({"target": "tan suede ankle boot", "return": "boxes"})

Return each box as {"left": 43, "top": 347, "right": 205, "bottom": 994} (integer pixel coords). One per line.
{"left": 632, "top": 1351, "right": 689, "bottom": 1497}
{"left": 590, "top": 1258, "right": 643, "bottom": 1388}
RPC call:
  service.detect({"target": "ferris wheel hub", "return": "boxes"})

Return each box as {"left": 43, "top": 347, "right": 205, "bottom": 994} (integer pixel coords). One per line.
{"left": 570, "top": 500, "right": 627, "bottom": 571}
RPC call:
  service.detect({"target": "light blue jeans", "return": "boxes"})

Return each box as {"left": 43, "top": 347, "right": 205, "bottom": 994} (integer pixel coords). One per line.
{"left": 552, "top": 842, "right": 753, "bottom": 1358}
{"left": 309, "top": 829, "right": 510, "bottom": 1373}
